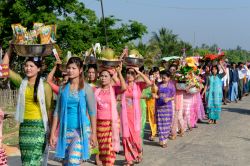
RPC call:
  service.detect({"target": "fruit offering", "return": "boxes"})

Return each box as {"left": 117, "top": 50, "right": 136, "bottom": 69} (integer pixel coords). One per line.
{"left": 11, "top": 22, "right": 57, "bottom": 44}
{"left": 128, "top": 49, "right": 143, "bottom": 59}
{"left": 98, "top": 48, "right": 119, "bottom": 61}
{"left": 97, "top": 48, "right": 121, "bottom": 68}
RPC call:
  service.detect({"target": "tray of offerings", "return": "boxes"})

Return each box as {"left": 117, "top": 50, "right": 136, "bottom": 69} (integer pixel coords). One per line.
{"left": 124, "top": 57, "right": 144, "bottom": 67}
{"left": 187, "top": 87, "right": 199, "bottom": 94}
{"left": 97, "top": 59, "right": 121, "bottom": 68}
{"left": 12, "top": 43, "right": 54, "bottom": 57}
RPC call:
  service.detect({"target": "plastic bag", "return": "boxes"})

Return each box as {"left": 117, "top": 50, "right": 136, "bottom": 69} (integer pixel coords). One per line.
{"left": 11, "top": 24, "right": 27, "bottom": 44}
{"left": 39, "top": 25, "right": 52, "bottom": 44}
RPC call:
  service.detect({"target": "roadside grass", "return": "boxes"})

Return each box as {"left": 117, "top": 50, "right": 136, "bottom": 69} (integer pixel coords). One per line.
{"left": 3, "top": 107, "right": 19, "bottom": 145}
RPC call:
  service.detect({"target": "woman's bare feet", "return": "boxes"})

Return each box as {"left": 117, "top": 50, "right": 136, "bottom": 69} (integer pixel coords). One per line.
{"left": 169, "top": 135, "right": 177, "bottom": 140}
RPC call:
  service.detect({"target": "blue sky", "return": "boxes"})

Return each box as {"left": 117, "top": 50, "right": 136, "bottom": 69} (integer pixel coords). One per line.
{"left": 81, "top": 0, "right": 250, "bottom": 50}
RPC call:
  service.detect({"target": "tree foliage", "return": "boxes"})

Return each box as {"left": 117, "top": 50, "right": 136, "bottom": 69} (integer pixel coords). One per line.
{"left": 149, "top": 27, "right": 192, "bottom": 57}
{"left": 0, "top": 0, "right": 147, "bottom": 80}
{"left": 0, "top": 0, "right": 147, "bottom": 89}
{"left": 195, "top": 44, "right": 250, "bottom": 63}
{"left": 130, "top": 27, "right": 192, "bottom": 68}
{"left": 0, "top": 0, "right": 147, "bottom": 56}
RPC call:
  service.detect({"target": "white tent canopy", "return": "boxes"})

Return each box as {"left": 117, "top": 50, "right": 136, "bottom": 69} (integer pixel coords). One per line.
{"left": 161, "top": 56, "right": 180, "bottom": 61}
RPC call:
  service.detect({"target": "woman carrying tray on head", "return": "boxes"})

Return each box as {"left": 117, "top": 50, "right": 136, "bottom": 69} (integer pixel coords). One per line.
{"left": 147, "top": 70, "right": 158, "bottom": 141}
{"left": 50, "top": 57, "right": 97, "bottom": 165}
{"left": 2, "top": 47, "right": 53, "bottom": 166}
{"left": 95, "top": 63, "right": 126, "bottom": 166}
{"left": 202, "top": 60, "right": 226, "bottom": 124}
{"left": 121, "top": 66, "right": 151, "bottom": 166}
{"left": 46, "top": 60, "right": 68, "bottom": 95}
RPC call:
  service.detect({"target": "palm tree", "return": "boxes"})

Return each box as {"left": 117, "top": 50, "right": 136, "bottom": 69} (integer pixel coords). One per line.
{"left": 132, "top": 41, "right": 160, "bottom": 68}
{"left": 150, "top": 28, "right": 178, "bottom": 56}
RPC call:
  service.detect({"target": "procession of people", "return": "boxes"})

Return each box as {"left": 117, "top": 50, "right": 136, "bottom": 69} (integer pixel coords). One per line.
{"left": 0, "top": 43, "right": 250, "bottom": 166}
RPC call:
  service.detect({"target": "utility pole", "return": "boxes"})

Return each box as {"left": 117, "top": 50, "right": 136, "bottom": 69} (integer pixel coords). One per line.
{"left": 193, "top": 32, "right": 196, "bottom": 56}
{"left": 193, "top": 32, "right": 196, "bottom": 46}
{"left": 100, "top": 0, "right": 108, "bottom": 47}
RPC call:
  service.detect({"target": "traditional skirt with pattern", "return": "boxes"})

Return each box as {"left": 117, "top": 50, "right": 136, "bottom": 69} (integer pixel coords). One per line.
{"left": 97, "top": 120, "right": 116, "bottom": 166}
{"left": 207, "top": 91, "right": 222, "bottom": 120}
{"left": 208, "top": 108, "right": 221, "bottom": 120}
{"left": 183, "top": 93, "right": 193, "bottom": 130}
{"left": 0, "top": 148, "right": 7, "bottom": 166}
{"left": 156, "top": 105, "right": 173, "bottom": 145}
{"left": 64, "top": 129, "right": 82, "bottom": 166}
{"left": 19, "top": 120, "right": 46, "bottom": 166}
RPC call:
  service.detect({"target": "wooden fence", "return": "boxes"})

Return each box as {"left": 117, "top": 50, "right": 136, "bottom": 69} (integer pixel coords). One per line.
{"left": 0, "top": 89, "right": 18, "bottom": 110}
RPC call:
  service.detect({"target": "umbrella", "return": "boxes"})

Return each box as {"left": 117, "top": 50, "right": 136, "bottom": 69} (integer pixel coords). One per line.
{"left": 161, "top": 56, "right": 180, "bottom": 62}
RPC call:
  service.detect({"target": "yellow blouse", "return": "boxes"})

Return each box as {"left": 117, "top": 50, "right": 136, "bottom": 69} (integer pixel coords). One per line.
{"left": 24, "top": 84, "right": 42, "bottom": 120}
{"left": 9, "top": 70, "right": 53, "bottom": 121}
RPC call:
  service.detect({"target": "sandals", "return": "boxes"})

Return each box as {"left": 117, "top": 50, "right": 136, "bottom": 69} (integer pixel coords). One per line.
{"left": 193, "top": 125, "right": 198, "bottom": 128}
{"left": 208, "top": 120, "right": 214, "bottom": 124}
{"left": 169, "top": 135, "right": 177, "bottom": 140}
{"left": 135, "top": 156, "right": 143, "bottom": 164}
{"left": 179, "top": 132, "right": 184, "bottom": 137}
{"left": 149, "top": 136, "right": 155, "bottom": 141}
{"left": 162, "top": 143, "right": 168, "bottom": 148}
{"left": 95, "top": 160, "right": 102, "bottom": 166}
{"left": 95, "top": 156, "right": 102, "bottom": 166}
{"left": 123, "top": 161, "right": 134, "bottom": 166}
{"left": 178, "top": 129, "right": 184, "bottom": 137}
{"left": 135, "top": 150, "right": 143, "bottom": 164}
{"left": 208, "top": 119, "right": 217, "bottom": 124}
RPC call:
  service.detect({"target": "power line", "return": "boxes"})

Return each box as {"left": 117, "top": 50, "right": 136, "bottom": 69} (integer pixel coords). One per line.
{"left": 163, "top": 6, "right": 249, "bottom": 10}
{"left": 122, "top": 1, "right": 250, "bottom": 11}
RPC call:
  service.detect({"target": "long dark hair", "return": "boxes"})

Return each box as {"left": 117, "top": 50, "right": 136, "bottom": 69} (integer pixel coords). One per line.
{"left": 211, "top": 65, "right": 219, "bottom": 74}
{"left": 25, "top": 57, "right": 42, "bottom": 102}
{"left": 160, "top": 70, "right": 171, "bottom": 77}
{"left": 87, "top": 64, "right": 97, "bottom": 72}
{"left": 151, "top": 67, "right": 160, "bottom": 73}
{"left": 66, "top": 57, "right": 84, "bottom": 89}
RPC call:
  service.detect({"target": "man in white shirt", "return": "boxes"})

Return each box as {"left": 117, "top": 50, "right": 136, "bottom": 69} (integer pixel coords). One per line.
{"left": 238, "top": 62, "right": 245, "bottom": 101}
{"left": 244, "top": 64, "right": 250, "bottom": 95}
{"left": 220, "top": 61, "right": 230, "bottom": 105}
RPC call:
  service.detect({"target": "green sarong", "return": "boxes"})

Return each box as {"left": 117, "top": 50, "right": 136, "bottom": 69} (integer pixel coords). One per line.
{"left": 19, "top": 120, "right": 46, "bottom": 166}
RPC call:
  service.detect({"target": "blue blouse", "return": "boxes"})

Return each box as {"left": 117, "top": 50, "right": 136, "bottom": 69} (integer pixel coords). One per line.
{"left": 54, "top": 83, "right": 96, "bottom": 160}
{"left": 67, "top": 90, "right": 80, "bottom": 129}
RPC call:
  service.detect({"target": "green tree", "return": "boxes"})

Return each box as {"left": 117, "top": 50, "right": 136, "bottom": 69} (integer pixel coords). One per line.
{"left": 0, "top": 0, "right": 147, "bottom": 88}
{"left": 149, "top": 27, "right": 192, "bottom": 58}
{"left": 0, "top": 0, "right": 147, "bottom": 54}
{"left": 195, "top": 44, "right": 250, "bottom": 63}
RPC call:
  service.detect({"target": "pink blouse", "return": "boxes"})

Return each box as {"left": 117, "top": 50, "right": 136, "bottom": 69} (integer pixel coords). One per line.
{"left": 96, "top": 89, "right": 112, "bottom": 120}
{"left": 48, "top": 81, "right": 59, "bottom": 95}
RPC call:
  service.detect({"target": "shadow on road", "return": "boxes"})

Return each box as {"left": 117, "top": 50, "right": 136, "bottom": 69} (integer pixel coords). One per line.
{"left": 114, "top": 159, "right": 125, "bottom": 165}
{"left": 224, "top": 108, "right": 250, "bottom": 115}
{"left": 236, "top": 136, "right": 250, "bottom": 141}
{"left": 143, "top": 140, "right": 160, "bottom": 147}
{"left": 48, "top": 164, "right": 59, "bottom": 166}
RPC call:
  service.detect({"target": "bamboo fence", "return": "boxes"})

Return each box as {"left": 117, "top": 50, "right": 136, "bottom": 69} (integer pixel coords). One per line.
{"left": 0, "top": 89, "right": 18, "bottom": 110}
